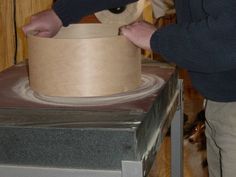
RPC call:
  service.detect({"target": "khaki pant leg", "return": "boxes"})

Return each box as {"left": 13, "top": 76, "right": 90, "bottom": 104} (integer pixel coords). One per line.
{"left": 206, "top": 101, "right": 236, "bottom": 177}
{"left": 205, "top": 118, "right": 221, "bottom": 177}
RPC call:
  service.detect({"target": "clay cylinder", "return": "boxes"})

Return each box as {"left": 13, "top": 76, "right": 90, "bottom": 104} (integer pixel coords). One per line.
{"left": 28, "top": 24, "right": 141, "bottom": 97}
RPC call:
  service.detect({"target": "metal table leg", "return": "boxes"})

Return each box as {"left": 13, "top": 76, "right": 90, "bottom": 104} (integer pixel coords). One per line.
{"left": 171, "top": 80, "right": 183, "bottom": 177}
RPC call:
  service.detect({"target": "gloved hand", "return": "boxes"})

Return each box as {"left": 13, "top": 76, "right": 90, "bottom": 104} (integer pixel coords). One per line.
{"left": 120, "top": 21, "right": 156, "bottom": 50}
{"left": 23, "top": 9, "right": 62, "bottom": 37}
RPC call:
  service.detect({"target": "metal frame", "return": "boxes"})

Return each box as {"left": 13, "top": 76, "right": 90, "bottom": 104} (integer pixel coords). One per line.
{"left": 0, "top": 80, "right": 183, "bottom": 177}
{"left": 171, "top": 80, "right": 183, "bottom": 177}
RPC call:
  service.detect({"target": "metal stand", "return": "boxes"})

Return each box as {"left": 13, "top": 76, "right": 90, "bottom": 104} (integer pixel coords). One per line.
{"left": 171, "top": 80, "right": 183, "bottom": 177}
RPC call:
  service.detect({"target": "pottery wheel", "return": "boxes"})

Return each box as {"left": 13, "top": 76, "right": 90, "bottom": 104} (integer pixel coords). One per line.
{"left": 12, "top": 74, "right": 165, "bottom": 107}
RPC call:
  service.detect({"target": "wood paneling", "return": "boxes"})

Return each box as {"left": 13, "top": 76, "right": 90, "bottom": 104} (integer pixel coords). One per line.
{"left": 0, "top": 0, "right": 53, "bottom": 72}
{"left": 0, "top": 0, "right": 15, "bottom": 71}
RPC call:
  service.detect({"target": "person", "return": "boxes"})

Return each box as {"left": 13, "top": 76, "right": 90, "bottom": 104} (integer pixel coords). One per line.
{"left": 23, "top": 0, "right": 236, "bottom": 176}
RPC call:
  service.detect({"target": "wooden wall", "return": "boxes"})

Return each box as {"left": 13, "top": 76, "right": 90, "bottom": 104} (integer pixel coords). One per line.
{"left": 0, "top": 0, "right": 53, "bottom": 72}
{"left": 0, "top": 0, "right": 15, "bottom": 71}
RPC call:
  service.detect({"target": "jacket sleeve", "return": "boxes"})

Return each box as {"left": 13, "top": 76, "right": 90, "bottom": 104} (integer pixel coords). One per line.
{"left": 53, "top": 0, "right": 137, "bottom": 26}
{"left": 151, "top": 13, "right": 236, "bottom": 73}
{"left": 174, "top": 0, "right": 192, "bottom": 24}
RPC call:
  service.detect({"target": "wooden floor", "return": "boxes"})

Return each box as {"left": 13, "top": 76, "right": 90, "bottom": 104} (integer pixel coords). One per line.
{"left": 148, "top": 69, "right": 208, "bottom": 177}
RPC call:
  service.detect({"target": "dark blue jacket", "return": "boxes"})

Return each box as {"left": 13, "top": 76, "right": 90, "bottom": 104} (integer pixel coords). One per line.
{"left": 54, "top": 0, "right": 236, "bottom": 102}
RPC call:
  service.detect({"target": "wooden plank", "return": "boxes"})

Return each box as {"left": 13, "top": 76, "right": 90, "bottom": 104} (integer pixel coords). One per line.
{"left": 0, "top": 0, "right": 15, "bottom": 71}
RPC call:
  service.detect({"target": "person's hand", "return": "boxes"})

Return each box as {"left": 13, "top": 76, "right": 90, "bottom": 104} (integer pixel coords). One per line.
{"left": 23, "top": 9, "right": 63, "bottom": 37}
{"left": 120, "top": 21, "right": 156, "bottom": 50}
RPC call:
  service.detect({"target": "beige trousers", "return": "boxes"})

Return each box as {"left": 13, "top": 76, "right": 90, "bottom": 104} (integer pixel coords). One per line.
{"left": 205, "top": 100, "right": 236, "bottom": 177}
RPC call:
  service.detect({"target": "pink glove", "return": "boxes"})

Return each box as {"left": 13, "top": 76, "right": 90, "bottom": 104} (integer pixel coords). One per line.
{"left": 23, "top": 10, "right": 63, "bottom": 37}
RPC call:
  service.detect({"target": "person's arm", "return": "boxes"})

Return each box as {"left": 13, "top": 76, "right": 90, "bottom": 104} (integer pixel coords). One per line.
{"left": 150, "top": 13, "right": 236, "bottom": 73}
{"left": 122, "top": 13, "right": 236, "bottom": 73}
{"left": 53, "top": 0, "right": 138, "bottom": 26}
{"left": 174, "top": 0, "right": 192, "bottom": 24}
{"left": 23, "top": 0, "right": 137, "bottom": 37}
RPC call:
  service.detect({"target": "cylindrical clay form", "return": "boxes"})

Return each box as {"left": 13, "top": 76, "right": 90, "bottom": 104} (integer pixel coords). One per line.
{"left": 28, "top": 24, "right": 141, "bottom": 97}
